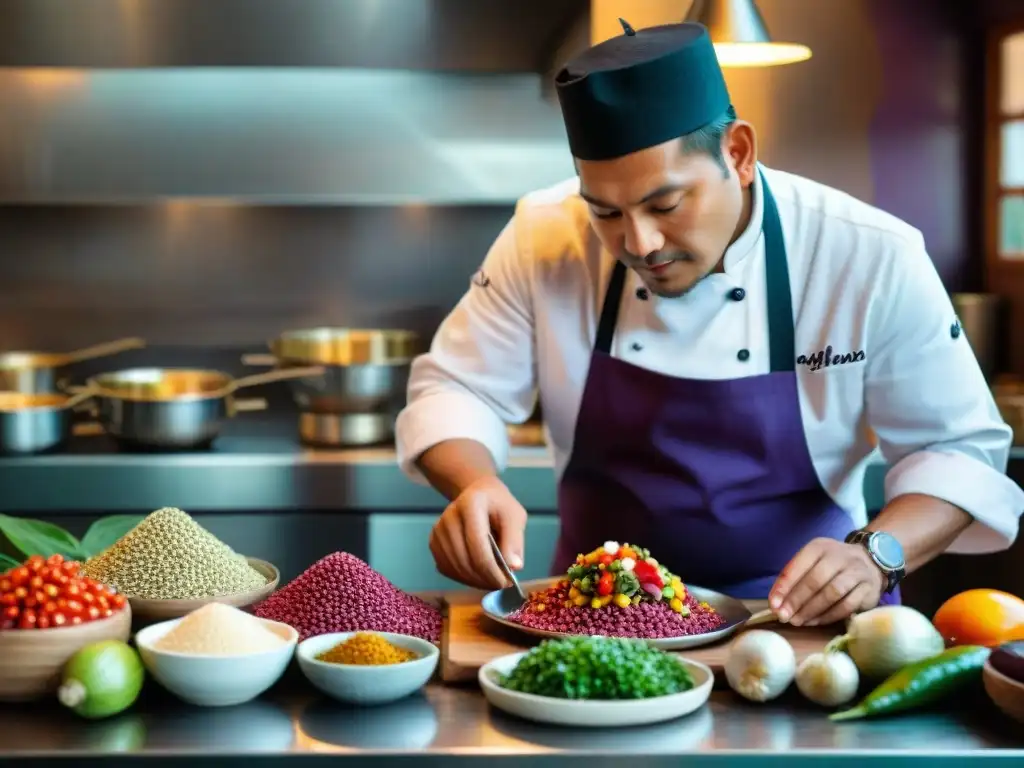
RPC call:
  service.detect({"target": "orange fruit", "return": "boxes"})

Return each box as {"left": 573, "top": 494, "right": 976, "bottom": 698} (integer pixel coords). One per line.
{"left": 932, "top": 588, "right": 1024, "bottom": 647}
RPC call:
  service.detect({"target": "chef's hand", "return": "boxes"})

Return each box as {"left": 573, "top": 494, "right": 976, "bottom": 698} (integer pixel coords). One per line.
{"left": 768, "top": 538, "right": 886, "bottom": 626}
{"left": 429, "top": 476, "right": 528, "bottom": 591}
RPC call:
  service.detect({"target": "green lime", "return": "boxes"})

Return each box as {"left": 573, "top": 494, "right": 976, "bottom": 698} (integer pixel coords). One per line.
{"left": 57, "top": 640, "right": 145, "bottom": 720}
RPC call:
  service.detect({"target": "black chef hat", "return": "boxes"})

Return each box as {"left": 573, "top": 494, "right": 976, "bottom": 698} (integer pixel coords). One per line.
{"left": 555, "top": 20, "right": 731, "bottom": 161}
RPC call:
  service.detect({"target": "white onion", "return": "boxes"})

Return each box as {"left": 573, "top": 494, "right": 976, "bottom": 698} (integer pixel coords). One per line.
{"left": 724, "top": 630, "right": 796, "bottom": 703}
{"left": 825, "top": 605, "right": 945, "bottom": 679}
{"left": 795, "top": 651, "right": 860, "bottom": 707}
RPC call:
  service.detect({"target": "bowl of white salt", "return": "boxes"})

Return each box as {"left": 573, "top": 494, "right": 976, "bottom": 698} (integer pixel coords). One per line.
{"left": 135, "top": 603, "right": 297, "bottom": 707}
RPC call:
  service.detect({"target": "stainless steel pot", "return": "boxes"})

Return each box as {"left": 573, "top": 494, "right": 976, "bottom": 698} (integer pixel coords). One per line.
{"left": 298, "top": 412, "right": 394, "bottom": 447}
{"left": 243, "top": 327, "right": 418, "bottom": 415}
{"left": 84, "top": 365, "right": 324, "bottom": 450}
{"left": 0, "top": 389, "right": 96, "bottom": 456}
{"left": 952, "top": 293, "right": 1002, "bottom": 381}
{"left": 0, "top": 337, "right": 146, "bottom": 393}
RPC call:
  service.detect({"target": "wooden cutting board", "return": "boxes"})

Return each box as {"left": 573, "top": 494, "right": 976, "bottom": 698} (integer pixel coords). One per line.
{"left": 440, "top": 599, "right": 840, "bottom": 684}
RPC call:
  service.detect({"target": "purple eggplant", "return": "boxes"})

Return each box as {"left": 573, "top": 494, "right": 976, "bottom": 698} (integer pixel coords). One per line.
{"left": 989, "top": 640, "right": 1024, "bottom": 684}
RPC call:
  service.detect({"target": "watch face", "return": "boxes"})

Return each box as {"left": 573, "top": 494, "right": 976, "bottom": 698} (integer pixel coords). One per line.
{"left": 870, "top": 533, "right": 905, "bottom": 569}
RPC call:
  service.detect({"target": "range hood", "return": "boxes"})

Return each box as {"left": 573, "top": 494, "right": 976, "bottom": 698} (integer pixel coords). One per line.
{"left": 0, "top": 69, "right": 578, "bottom": 205}
{"left": 0, "top": 0, "right": 590, "bottom": 205}
{"left": 0, "top": 0, "right": 588, "bottom": 73}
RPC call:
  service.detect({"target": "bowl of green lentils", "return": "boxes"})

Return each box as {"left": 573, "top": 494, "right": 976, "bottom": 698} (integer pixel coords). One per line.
{"left": 80, "top": 507, "right": 280, "bottom": 622}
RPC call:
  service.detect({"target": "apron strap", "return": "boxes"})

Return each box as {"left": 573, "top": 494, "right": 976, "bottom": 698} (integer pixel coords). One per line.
{"left": 593, "top": 169, "right": 796, "bottom": 372}
{"left": 595, "top": 256, "right": 628, "bottom": 354}
{"left": 759, "top": 172, "right": 796, "bottom": 373}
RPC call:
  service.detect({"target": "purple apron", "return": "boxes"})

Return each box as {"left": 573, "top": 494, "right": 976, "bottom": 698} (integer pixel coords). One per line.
{"left": 553, "top": 171, "right": 900, "bottom": 605}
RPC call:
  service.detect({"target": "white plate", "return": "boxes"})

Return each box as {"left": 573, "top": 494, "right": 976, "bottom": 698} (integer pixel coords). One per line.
{"left": 482, "top": 576, "right": 752, "bottom": 651}
{"left": 478, "top": 650, "right": 714, "bottom": 727}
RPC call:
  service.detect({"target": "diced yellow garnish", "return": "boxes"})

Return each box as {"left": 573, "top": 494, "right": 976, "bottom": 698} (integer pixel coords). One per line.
{"left": 598, "top": 595, "right": 613, "bottom": 607}
{"left": 670, "top": 597, "right": 683, "bottom": 613}
{"left": 613, "top": 593, "right": 632, "bottom": 608}
{"left": 569, "top": 586, "right": 581, "bottom": 599}
{"left": 590, "top": 597, "right": 602, "bottom": 609}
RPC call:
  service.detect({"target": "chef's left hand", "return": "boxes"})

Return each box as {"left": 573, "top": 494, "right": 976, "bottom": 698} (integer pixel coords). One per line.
{"left": 768, "top": 538, "right": 886, "bottom": 626}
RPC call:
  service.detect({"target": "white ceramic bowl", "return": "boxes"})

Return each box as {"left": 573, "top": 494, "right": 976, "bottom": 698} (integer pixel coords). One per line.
{"left": 478, "top": 650, "right": 714, "bottom": 727}
{"left": 134, "top": 616, "right": 298, "bottom": 707}
{"left": 296, "top": 631, "right": 439, "bottom": 706}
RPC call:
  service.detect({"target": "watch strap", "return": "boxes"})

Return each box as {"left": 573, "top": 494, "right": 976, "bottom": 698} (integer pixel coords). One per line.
{"left": 844, "top": 529, "right": 905, "bottom": 594}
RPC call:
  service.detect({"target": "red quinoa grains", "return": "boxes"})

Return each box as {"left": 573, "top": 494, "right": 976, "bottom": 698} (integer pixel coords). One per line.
{"left": 252, "top": 552, "right": 442, "bottom": 643}
{"left": 507, "top": 541, "right": 726, "bottom": 639}
{"left": 508, "top": 584, "right": 724, "bottom": 638}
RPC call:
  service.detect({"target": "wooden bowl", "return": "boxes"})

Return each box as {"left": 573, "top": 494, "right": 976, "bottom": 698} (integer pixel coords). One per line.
{"left": 983, "top": 659, "right": 1024, "bottom": 725}
{"left": 126, "top": 557, "right": 280, "bottom": 621}
{"left": 0, "top": 604, "right": 133, "bottom": 702}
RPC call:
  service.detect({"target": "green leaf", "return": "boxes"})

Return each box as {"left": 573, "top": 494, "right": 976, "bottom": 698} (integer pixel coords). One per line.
{"left": 80, "top": 515, "right": 145, "bottom": 558}
{"left": 0, "top": 514, "right": 82, "bottom": 559}
{"left": 0, "top": 553, "right": 20, "bottom": 571}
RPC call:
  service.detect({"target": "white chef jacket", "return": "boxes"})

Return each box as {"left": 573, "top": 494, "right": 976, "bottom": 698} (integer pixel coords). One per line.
{"left": 396, "top": 164, "right": 1024, "bottom": 553}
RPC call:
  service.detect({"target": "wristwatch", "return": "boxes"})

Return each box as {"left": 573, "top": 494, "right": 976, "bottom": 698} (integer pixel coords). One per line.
{"left": 844, "top": 529, "right": 906, "bottom": 594}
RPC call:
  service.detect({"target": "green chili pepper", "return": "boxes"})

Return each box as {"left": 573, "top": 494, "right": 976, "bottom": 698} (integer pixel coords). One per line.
{"left": 829, "top": 644, "right": 991, "bottom": 722}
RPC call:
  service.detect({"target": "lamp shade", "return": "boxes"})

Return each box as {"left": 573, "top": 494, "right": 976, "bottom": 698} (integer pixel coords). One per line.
{"left": 684, "top": 0, "right": 812, "bottom": 67}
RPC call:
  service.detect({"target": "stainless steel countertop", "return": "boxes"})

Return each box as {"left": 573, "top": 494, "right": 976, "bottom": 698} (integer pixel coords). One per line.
{"left": 2, "top": 412, "right": 1021, "bottom": 515}
{"left": 1, "top": 664, "right": 1021, "bottom": 766}
{"left": 0, "top": 415, "right": 908, "bottom": 514}
{"left": 0, "top": 415, "right": 558, "bottom": 513}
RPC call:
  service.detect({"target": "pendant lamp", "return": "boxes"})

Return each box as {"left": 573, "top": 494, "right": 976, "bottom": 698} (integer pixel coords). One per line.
{"left": 685, "top": 0, "right": 812, "bottom": 67}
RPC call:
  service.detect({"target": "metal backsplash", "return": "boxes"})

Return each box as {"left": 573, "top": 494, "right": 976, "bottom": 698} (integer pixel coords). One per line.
{"left": 0, "top": 0, "right": 588, "bottom": 71}
{"left": 0, "top": 204, "right": 515, "bottom": 349}
{"left": 0, "top": 69, "right": 576, "bottom": 205}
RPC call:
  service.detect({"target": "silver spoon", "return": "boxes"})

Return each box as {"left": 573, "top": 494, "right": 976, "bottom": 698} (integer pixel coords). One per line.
{"left": 488, "top": 532, "right": 528, "bottom": 603}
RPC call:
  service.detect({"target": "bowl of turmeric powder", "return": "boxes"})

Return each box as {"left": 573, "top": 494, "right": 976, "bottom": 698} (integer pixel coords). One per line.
{"left": 296, "top": 631, "right": 439, "bottom": 706}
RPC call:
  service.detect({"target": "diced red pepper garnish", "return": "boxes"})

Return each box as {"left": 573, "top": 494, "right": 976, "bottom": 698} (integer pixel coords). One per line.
{"left": 599, "top": 554, "right": 615, "bottom": 566}
{"left": 597, "top": 570, "right": 614, "bottom": 596}
{"left": 633, "top": 560, "right": 663, "bottom": 588}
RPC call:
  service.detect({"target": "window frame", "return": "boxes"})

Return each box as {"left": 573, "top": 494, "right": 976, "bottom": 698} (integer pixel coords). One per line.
{"left": 985, "top": 20, "right": 1024, "bottom": 265}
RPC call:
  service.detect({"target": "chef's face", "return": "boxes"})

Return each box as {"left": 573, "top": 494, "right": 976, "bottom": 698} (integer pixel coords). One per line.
{"left": 576, "top": 123, "right": 757, "bottom": 298}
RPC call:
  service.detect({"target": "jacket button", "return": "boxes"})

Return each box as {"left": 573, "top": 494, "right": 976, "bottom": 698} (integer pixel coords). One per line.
{"left": 631, "top": 342, "right": 643, "bottom": 352}
{"left": 737, "top": 348, "right": 750, "bottom": 362}
{"left": 636, "top": 287, "right": 649, "bottom": 301}
{"left": 950, "top": 321, "right": 961, "bottom": 339}
{"left": 729, "top": 287, "right": 746, "bottom": 301}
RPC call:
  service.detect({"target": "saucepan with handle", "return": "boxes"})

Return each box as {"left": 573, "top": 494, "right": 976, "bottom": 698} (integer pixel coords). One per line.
{"left": 0, "top": 337, "right": 147, "bottom": 394}
{"left": 76, "top": 366, "right": 325, "bottom": 450}
{"left": 0, "top": 388, "right": 99, "bottom": 456}
{"left": 241, "top": 327, "right": 418, "bottom": 414}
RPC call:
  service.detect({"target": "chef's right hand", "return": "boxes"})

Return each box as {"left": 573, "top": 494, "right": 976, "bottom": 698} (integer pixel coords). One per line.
{"left": 429, "top": 475, "right": 527, "bottom": 590}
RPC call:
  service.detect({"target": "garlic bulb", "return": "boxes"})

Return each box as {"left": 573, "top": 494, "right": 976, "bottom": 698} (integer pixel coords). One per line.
{"left": 825, "top": 605, "right": 945, "bottom": 679}
{"left": 724, "top": 630, "right": 796, "bottom": 703}
{"left": 795, "top": 651, "right": 860, "bottom": 707}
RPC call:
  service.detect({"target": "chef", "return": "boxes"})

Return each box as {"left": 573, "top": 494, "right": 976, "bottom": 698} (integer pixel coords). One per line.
{"left": 395, "top": 20, "right": 1024, "bottom": 626}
